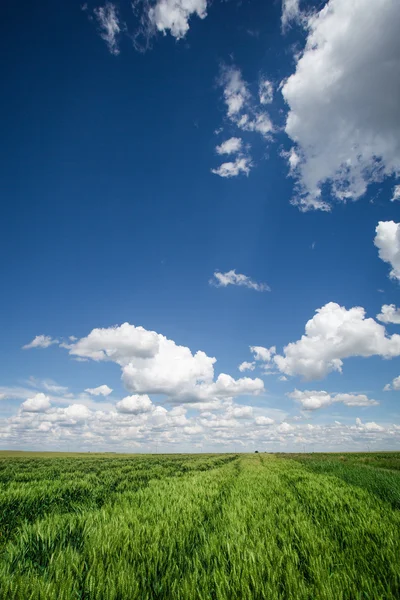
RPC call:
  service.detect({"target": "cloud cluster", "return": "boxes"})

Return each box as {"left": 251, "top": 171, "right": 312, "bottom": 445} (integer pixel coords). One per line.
{"left": 374, "top": 221, "right": 400, "bottom": 281}
{"left": 282, "top": 0, "right": 400, "bottom": 210}
{"left": 210, "top": 270, "right": 270, "bottom": 292}
{"left": 2, "top": 392, "right": 397, "bottom": 452}
{"left": 288, "top": 389, "right": 378, "bottom": 411}
{"left": 212, "top": 67, "right": 274, "bottom": 178}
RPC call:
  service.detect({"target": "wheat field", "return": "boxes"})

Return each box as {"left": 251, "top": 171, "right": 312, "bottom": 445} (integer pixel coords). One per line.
{"left": 0, "top": 451, "right": 399, "bottom": 599}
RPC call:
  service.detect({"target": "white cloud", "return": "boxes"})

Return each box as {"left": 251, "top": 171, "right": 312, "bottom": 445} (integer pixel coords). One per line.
{"left": 377, "top": 304, "right": 400, "bottom": 324}
{"left": 288, "top": 389, "right": 378, "bottom": 411}
{"left": 70, "top": 323, "right": 160, "bottom": 363}
{"left": 22, "top": 335, "right": 58, "bottom": 350}
{"left": 250, "top": 345, "right": 276, "bottom": 362}
{"left": 211, "top": 156, "right": 252, "bottom": 178}
{"left": 277, "top": 422, "right": 294, "bottom": 433}
{"left": 218, "top": 66, "right": 274, "bottom": 139}
{"left": 210, "top": 270, "right": 270, "bottom": 292}
{"left": 259, "top": 79, "right": 273, "bottom": 105}
{"left": 383, "top": 376, "right": 400, "bottom": 392}
{"left": 93, "top": 3, "right": 121, "bottom": 55}
{"left": 21, "top": 393, "right": 51, "bottom": 413}
{"left": 215, "top": 137, "right": 242, "bottom": 156}
{"left": 2, "top": 398, "right": 399, "bottom": 452}
{"left": 281, "top": 0, "right": 301, "bottom": 30}
{"left": 282, "top": 0, "right": 400, "bottom": 210}
{"left": 85, "top": 384, "right": 113, "bottom": 397}
{"left": 148, "top": 0, "right": 207, "bottom": 39}
{"left": 255, "top": 416, "right": 274, "bottom": 426}
{"left": 67, "top": 323, "right": 264, "bottom": 404}
{"left": 391, "top": 185, "right": 400, "bottom": 202}
{"left": 238, "top": 361, "right": 255, "bottom": 372}
{"left": 274, "top": 302, "right": 400, "bottom": 380}
{"left": 221, "top": 66, "right": 250, "bottom": 118}
{"left": 374, "top": 221, "right": 400, "bottom": 281}
{"left": 355, "top": 417, "right": 384, "bottom": 433}
{"left": 116, "top": 394, "right": 153, "bottom": 414}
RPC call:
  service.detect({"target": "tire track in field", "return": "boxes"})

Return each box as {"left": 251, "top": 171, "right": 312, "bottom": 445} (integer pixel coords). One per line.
{"left": 149, "top": 457, "right": 242, "bottom": 599}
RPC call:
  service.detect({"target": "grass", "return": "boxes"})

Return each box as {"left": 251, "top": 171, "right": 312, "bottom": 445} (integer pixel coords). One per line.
{"left": 0, "top": 451, "right": 399, "bottom": 599}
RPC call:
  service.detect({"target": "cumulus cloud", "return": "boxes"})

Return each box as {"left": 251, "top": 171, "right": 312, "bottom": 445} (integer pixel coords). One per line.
{"left": 116, "top": 394, "right": 153, "bottom": 414}
{"left": 148, "top": 0, "right": 207, "bottom": 39}
{"left": 288, "top": 389, "right": 378, "bottom": 411}
{"left": 67, "top": 323, "right": 264, "bottom": 404}
{"left": 377, "top": 304, "right": 400, "bottom": 325}
{"left": 211, "top": 156, "right": 252, "bottom": 178}
{"left": 391, "top": 185, "right": 400, "bottom": 202}
{"left": 374, "top": 221, "right": 400, "bottom": 281}
{"left": 22, "top": 335, "right": 59, "bottom": 350}
{"left": 255, "top": 416, "right": 274, "bottom": 426}
{"left": 215, "top": 137, "right": 242, "bottom": 156}
{"left": 93, "top": 3, "right": 121, "bottom": 55}
{"left": 274, "top": 302, "right": 400, "bottom": 380}
{"left": 238, "top": 361, "right": 255, "bottom": 372}
{"left": 85, "top": 384, "right": 113, "bottom": 397}
{"left": 250, "top": 345, "right": 276, "bottom": 362}
{"left": 354, "top": 417, "right": 384, "bottom": 433}
{"left": 21, "top": 393, "right": 51, "bottom": 413}
{"left": 282, "top": 0, "right": 400, "bottom": 210}
{"left": 70, "top": 323, "right": 160, "bottom": 363}
{"left": 210, "top": 270, "right": 270, "bottom": 292}
{"left": 383, "top": 376, "right": 400, "bottom": 392}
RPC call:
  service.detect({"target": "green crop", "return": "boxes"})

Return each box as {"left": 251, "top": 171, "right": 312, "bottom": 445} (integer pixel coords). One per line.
{"left": 0, "top": 451, "right": 399, "bottom": 599}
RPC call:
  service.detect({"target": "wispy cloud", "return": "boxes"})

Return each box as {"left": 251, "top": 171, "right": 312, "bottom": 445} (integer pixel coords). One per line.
{"left": 22, "top": 335, "right": 59, "bottom": 350}
{"left": 93, "top": 3, "right": 121, "bottom": 55}
{"left": 210, "top": 270, "right": 270, "bottom": 292}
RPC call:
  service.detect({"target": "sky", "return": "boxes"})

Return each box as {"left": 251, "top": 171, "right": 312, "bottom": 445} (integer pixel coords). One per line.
{"left": 1, "top": 0, "right": 400, "bottom": 453}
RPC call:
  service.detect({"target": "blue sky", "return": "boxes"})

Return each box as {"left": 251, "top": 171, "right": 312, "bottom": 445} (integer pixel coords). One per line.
{"left": 1, "top": 0, "right": 400, "bottom": 452}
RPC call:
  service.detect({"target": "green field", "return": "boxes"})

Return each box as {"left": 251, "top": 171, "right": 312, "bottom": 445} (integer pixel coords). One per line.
{"left": 1, "top": 452, "right": 400, "bottom": 599}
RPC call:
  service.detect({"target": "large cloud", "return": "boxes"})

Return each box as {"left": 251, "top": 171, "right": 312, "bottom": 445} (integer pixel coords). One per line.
{"left": 282, "top": 0, "right": 400, "bottom": 210}
{"left": 288, "top": 389, "right": 378, "bottom": 411}
{"left": 273, "top": 302, "right": 400, "bottom": 379}
{"left": 374, "top": 221, "right": 400, "bottom": 281}
{"left": 68, "top": 323, "right": 264, "bottom": 403}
